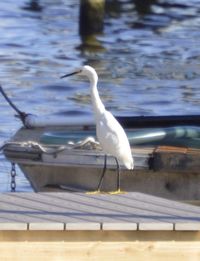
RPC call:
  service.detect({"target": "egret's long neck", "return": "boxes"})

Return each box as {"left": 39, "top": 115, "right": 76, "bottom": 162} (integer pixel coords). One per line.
{"left": 88, "top": 72, "right": 105, "bottom": 118}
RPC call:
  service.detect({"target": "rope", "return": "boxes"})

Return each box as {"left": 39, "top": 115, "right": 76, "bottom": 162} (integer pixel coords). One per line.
{"left": 72, "top": 136, "right": 100, "bottom": 149}
{"left": 3, "top": 141, "right": 67, "bottom": 155}
{"left": 0, "top": 85, "right": 30, "bottom": 127}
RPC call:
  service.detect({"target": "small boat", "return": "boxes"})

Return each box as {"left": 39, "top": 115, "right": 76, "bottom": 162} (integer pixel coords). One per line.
{"left": 1, "top": 86, "right": 200, "bottom": 201}
{"left": 3, "top": 114, "right": 200, "bottom": 201}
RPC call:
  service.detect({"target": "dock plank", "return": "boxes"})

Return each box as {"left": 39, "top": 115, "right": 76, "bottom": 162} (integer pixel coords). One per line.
{"left": 0, "top": 223, "right": 27, "bottom": 230}
{"left": 0, "top": 192, "right": 200, "bottom": 231}
{"left": 66, "top": 222, "right": 100, "bottom": 230}
{"left": 139, "top": 222, "right": 173, "bottom": 231}
{"left": 175, "top": 223, "right": 200, "bottom": 231}
{"left": 102, "top": 222, "right": 137, "bottom": 230}
{"left": 29, "top": 222, "right": 64, "bottom": 230}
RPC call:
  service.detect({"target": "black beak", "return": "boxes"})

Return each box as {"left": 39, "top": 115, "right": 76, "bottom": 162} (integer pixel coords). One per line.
{"left": 60, "top": 70, "right": 81, "bottom": 79}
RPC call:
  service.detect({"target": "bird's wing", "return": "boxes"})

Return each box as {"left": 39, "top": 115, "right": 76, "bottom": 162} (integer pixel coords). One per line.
{"left": 96, "top": 110, "right": 130, "bottom": 155}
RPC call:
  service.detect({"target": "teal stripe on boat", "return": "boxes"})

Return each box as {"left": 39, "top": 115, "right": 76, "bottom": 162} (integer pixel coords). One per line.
{"left": 40, "top": 126, "right": 200, "bottom": 148}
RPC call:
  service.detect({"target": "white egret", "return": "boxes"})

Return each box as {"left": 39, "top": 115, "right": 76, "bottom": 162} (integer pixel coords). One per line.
{"left": 61, "top": 65, "right": 134, "bottom": 193}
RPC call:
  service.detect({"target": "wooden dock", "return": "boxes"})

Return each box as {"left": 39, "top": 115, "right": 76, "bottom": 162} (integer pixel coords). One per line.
{"left": 1, "top": 192, "right": 200, "bottom": 260}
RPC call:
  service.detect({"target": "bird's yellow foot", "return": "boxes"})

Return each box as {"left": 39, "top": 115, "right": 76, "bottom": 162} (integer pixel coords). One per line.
{"left": 109, "top": 189, "right": 126, "bottom": 195}
{"left": 86, "top": 190, "right": 101, "bottom": 195}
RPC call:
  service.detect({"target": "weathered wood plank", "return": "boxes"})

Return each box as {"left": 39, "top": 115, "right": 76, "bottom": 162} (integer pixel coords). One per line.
{"left": 139, "top": 222, "right": 173, "bottom": 231}
{"left": 0, "top": 223, "right": 27, "bottom": 230}
{"left": 29, "top": 223, "right": 64, "bottom": 231}
{"left": 0, "top": 192, "right": 199, "bottom": 231}
{"left": 175, "top": 223, "right": 200, "bottom": 231}
{"left": 66, "top": 222, "right": 100, "bottom": 230}
{"left": 102, "top": 222, "right": 137, "bottom": 230}
{"left": 0, "top": 240, "right": 200, "bottom": 261}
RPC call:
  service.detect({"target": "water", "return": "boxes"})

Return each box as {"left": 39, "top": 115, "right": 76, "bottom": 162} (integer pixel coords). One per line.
{"left": 0, "top": 0, "right": 200, "bottom": 191}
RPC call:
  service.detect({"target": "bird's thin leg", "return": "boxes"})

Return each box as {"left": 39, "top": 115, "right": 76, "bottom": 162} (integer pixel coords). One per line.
{"left": 96, "top": 154, "right": 107, "bottom": 191}
{"left": 109, "top": 157, "right": 125, "bottom": 194}
{"left": 86, "top": 154, "right": 107, "bottom": 194}
{"left": 115, "top": 157, "right": 120, "bottom": 191}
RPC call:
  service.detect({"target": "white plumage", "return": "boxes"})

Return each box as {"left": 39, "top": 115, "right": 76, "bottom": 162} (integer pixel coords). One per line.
{"left": 61, "top": 65, "right": 134, "bottom": 192}
{"left": 81, "top": 65, "right": 134, "bottom": 170}
{"left": 96, "top": 110, "right": 134, "bottom": 169}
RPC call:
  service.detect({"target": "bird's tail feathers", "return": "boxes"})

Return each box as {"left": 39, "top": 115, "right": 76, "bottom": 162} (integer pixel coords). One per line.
{"left": 124, "top": 158, "right": 134, "bottom": 170}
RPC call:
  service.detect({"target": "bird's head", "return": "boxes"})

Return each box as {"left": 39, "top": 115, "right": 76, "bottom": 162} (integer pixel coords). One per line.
{"left": 60, "top": 65, "right": 97, "bottom": 81}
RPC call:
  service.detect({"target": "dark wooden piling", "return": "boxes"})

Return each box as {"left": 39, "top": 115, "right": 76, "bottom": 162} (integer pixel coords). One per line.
{"left": 79, "top": 0, "right": 105, "bottom": 35}
{"left": 134, "top": 0, "right": 157, "bottom": 14}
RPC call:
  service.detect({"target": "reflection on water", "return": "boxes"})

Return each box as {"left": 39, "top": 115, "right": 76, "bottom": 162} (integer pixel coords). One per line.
{"left": 0, "top": 0, "right": 200, "bottom": 191}
{"left": 134, "top": 0, "right": 157, "bottom": 15}
{"left": 22, "top": 0, "right": 43, "bottom": 12}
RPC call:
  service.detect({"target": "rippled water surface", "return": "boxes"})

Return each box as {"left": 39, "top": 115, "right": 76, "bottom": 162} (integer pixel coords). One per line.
{"left": 0, "top": 0, "right": 200, "bottom": 191}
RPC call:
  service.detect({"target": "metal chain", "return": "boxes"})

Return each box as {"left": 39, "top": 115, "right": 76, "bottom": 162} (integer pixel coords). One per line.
{"left": 10, "top": 163, "right": 16, "bottom": 192}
